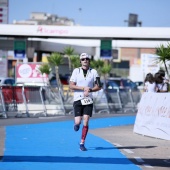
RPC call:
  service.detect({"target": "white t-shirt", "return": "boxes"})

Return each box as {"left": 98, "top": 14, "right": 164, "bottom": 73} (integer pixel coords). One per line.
{"left": 70, "top": 67, "right": 99, "bottom": 101}
{"left": 157, "top": 83, "right": 168, "bottom": 91}
{"left": 144, "top": 81, "right": 156, "bottom": 92}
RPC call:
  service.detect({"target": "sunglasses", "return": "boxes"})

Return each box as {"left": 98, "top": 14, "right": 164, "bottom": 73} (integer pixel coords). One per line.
{"left": 81, "top": 58, "right": 90, "bottom": 61}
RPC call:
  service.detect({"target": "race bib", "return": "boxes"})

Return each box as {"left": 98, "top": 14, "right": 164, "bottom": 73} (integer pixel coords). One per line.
{"left": 81, "top": 97, "right": 93, "bottom": 105}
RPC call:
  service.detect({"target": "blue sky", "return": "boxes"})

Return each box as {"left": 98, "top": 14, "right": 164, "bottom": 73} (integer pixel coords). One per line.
{"left": 9, "top": 0, "right": 170, "bottom": 27}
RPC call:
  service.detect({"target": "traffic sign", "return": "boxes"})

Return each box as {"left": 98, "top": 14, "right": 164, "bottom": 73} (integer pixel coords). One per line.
{"left": 14, "top": 40, "right": 26, "bottom": 59}
{"left": 100, "top": 39, "right": 112, "bottom": 59}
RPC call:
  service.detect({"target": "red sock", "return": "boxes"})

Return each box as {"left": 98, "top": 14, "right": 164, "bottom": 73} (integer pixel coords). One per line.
{"left": 81, "top": 126, "right": 89, "bottom": 143}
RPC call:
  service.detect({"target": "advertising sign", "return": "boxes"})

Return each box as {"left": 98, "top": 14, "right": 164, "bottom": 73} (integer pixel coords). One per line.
{"left": 14, "top": 40, "right": 26, "bottom": 59}
{"left": 100, "top": 39, "right": 112, "bottom": 59}
{"left": 141, "top": 53, "right": 160, "bottom": 76}
{"left": 16, "top": 63, "right": 48, "bottom": 84}
{"left": 134, "top": 93, "right": 170, "bottom": 140}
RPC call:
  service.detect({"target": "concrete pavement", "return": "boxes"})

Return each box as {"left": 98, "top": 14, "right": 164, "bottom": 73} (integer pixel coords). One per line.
{"left": 90, "top": 125, "right": 170, "bottom": 170}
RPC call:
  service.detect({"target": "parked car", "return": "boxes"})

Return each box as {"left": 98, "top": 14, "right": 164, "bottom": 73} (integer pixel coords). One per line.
{"left": 104, "top": 77, "right": 141, "bottom": 109}
{"left": 105, "top": 77, "right": 138, "bottom": 90}
{"left": 135, "top": 81, "right": 144, "bottom": 90}
{"left": 49, "top": 74, "right": 70, "bottom": 87}
{"left": 0, "top": 77, "right": 15, "bottom": 86}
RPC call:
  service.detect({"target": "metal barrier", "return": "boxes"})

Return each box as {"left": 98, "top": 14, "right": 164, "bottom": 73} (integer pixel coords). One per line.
{"left": 0, "top": 86, "right": 26, "bottom": 118}
{"left": 93, "top": 89, "right": 110, "bottom": 114}
{"left": 0, "top": 85, "right": 142, "bottom": 118}
{"left": 62, "top": 89, "right": 74, "bottom": 114}
{"left": 0, "top": 85, "right": 66, "bottom": 118}
{"left": 42, "top": 86, "right": 65, "bottom": 115}
{"left": 118, "top": 89, "right": 136, "bottom": 112}
{"left": 105, "top": 88, "right": 141, "bottom": 113}
{"left": 0, "top": 87, "right": 7, "bottom": 118}
{"left": 131, "top": 89, "right": 141, "bottom": 106}
{"left": 105, "top": 88, "right": 123, "bottom": 112}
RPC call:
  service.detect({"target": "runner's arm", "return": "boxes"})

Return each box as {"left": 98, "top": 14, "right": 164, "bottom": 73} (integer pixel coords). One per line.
{"left": 89, "top": 83, "right": 101, "bottom": 92}
{"left": 69, "top": 81, "right": 86, "bottom": 91}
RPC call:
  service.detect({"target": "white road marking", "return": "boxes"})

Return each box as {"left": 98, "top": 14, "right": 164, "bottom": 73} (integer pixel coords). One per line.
{"left": 39, "top": 116, "right": 65, "bottom": 119}
{"left": 134, "top": 157, "right": 145, "bottom": 163}
{"left": 105, "top": 140, "right": 111, "bottom": 143}
{"left": 113, "top": 143, "right": 122, "bottom": 147}
{"left": 123, "top": 149, "right": 134, "bottom": 154}
{"left": 143, "top": 164, "right": 153, "bottom": 168}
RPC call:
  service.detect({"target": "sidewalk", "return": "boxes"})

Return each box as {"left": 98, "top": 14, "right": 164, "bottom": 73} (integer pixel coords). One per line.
{"left": 90, "top": 125, "right": 170, "bottom": 170}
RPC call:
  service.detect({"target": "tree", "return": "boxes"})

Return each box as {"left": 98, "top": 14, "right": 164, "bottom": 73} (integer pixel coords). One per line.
{"left": 38, "top": 63, "right": 51, "bottom": 85}
{"left": 70, "top": 55, "right": 80, "bottom": 69}
{"left": 90, "top": 59, "right": 112, "bottom": 86}
{"left": 90, "top": 59, "right": 104, "bottom": 75}
{"left": 155, "top": 43, "right": 170, "bottom": 78}
{"left": 101, "top": 63, "right": 112, "bottom": 81}
{"left": 38, "top": 63, "right": 51, "bottom": 75}
{"left": 47, "top": 52, "right": 63, "bottom": 89}
{"left": 63, "top": 46, "right": 75, "bottom": 75}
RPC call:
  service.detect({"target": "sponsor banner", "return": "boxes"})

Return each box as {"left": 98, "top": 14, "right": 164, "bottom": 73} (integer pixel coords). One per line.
{"left": 134, "top": 93, "right": 170, "bottom": 140}
{"left": 14, "top": 40, "right": 26, "bottom": 59}
{"left": 16, "top": 63, "right": 48, "bottom": 84}
{"left": 0, "top": 25, "right": 70, "bottom": 36}
{"left": 141, "top": 53, "right": 160, "bottom": 76}
{"left": 100, "top": 39, "right": 112, "bottom": 59}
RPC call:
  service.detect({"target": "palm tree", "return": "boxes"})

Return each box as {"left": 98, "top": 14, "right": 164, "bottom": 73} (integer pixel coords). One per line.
{"left": 101, "top": 63, "right": 112, "bottom": 83}
{"left": 63, "top": 46, "right": 74, "bottom": 75}
{"left": 47, "top": 52, "right": 63, "bottom": 89}
{"left": 90, "top": 59, "right": 104, "bottom": 75}
{"left": 38, "top": 63, "right": 51, "bottom": 85}
{"left": 70, "top": 55, "right": 80, "bottom": 69}
{"left": 155, "top": 43, "right": 170, "bottom": 77}
{"left": 90, "top": 59, "right": 112, "bottom": 86}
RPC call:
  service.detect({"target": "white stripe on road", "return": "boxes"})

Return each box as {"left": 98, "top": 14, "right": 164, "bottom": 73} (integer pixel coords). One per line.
{"left": 143, "top": 164, "right": 153, "bottom": 168}
{"left": 113, "top": 143, "right": 122, "bottom": 147}
{"left": 113, "top": 144, "right": 134, "bottom": 153}
{"left": 123, "top": 149, "right": 134, "bottom": 154}
{"left": 39, "top": 116, "right": 65, "bottom": 119}
{"left": 134, "top": 157, "right": 145, "bottom": 163}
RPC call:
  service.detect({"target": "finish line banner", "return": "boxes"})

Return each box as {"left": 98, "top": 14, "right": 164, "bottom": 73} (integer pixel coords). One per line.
{"left": 133, "top": 92, "right": 170, "bottom": 140}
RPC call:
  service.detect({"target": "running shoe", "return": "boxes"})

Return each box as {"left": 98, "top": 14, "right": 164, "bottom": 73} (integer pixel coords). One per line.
{"left": 80, "top": 143, "right": 87, "bottom": 151}
{"left": 74, "top": 124, "right": 80, "bottom": 131}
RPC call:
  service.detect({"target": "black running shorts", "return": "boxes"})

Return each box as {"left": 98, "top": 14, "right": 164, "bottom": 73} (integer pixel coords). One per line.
{"left": 73, "top": 100, "right": 93, "bottom": 117}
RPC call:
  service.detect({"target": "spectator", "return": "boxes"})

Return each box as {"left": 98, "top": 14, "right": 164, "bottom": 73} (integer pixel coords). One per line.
{"left": 158, "top": 69, "right": 169, "bottom": 84}
{"left": 144, "top": 73, "right": 157, "bottom": 92}
{"left": 155, "top": 72, "right": 169, "bottom": 92}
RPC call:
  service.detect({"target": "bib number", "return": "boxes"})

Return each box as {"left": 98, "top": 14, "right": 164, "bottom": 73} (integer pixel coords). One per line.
{"left": 81, "top": 97, "right": 93, "bottom": 105}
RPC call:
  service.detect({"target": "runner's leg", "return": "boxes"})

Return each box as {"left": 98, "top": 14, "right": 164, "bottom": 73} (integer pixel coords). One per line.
{"left": 80, "top": 115, "right": 90, "bottom": 144}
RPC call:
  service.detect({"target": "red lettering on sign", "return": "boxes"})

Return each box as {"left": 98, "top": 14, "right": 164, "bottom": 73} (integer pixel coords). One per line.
{"left": 37, "top": 26, "right": 69, "bottom": 35}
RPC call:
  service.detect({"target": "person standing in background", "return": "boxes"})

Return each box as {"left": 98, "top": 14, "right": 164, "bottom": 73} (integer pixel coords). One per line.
{"left": 144, "top": 73, "right": 157, "bottom": 92}
{"left": 155, "top": 71, "right": 169, "bottom": 92}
